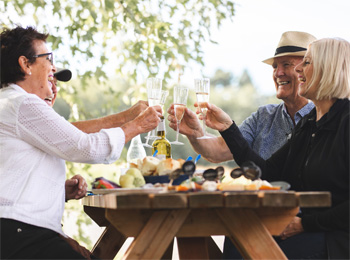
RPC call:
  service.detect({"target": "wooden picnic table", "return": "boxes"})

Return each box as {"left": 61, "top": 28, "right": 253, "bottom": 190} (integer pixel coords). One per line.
{"left": 82, "top": 190, "right": 331, "bottom": 260}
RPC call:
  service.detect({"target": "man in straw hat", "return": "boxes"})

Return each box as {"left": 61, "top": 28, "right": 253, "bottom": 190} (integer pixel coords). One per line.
{"left": 168, "top": 31, "right": 316, "bottom": 161}
{"left": 168, "top": 30, "right": 317, "bottom": 258}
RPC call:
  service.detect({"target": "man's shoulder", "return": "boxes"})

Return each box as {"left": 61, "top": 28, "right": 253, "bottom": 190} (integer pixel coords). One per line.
{"left": 255, "top": 103, "right": 283, "bottom": 114}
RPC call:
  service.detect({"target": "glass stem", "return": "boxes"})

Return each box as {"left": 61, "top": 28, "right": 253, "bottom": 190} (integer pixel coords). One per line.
{"left": 176, "top": 120, "right": 180, "bottom": 141}
{"left": 202, "top": 117, "right": 206, "bottom": 136}
{"left": 150, "top": 129, "right": 156, "bottom": 137}
{"left": 145, "top": 131, "right": 151, "bottom": 145}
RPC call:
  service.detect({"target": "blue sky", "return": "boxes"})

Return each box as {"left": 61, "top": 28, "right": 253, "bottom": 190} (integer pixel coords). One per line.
{"left": 191, "top": 0, "right": 350, "bottom": 95}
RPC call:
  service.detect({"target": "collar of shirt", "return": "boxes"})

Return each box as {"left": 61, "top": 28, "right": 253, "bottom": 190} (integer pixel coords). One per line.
{"left": 282, "top": 101, "right": 315, "bottom": 125}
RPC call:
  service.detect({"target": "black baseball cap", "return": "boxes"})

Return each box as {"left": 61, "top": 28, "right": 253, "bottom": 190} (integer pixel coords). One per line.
{"left": 54, "top": 68, "right": 72, "bottom": 82}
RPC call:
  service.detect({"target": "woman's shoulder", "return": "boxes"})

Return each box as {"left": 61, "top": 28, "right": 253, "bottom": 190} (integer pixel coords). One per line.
{"left": 330, "top": 99, "right": 349, "bottom": 122}
{"left": 1, "top": 84, "right": 48, "bottom": 113}
{"left": 0, "top": 84, "right": 28, "bottom": 107}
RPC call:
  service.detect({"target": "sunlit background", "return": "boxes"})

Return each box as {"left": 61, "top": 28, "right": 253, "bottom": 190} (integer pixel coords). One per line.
{"left": 2, "top": 0, "right": 349, "bottom": 257}
{"left": 196, "top": 0, "right": 350, "bottom": 95}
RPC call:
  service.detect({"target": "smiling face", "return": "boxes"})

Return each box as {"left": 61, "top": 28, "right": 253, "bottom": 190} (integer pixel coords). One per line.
{"left": 295, "top": 48, "right": 319, "bottom": 101}
{"left": 272, "top": 56, "right": 304, "bottom": 103}
{"left": 24, "top": 40, "right": 54, "bottom": 106}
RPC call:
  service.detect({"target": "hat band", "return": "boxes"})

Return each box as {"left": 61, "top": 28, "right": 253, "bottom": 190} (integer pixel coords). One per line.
{"left": 275, "top": 46, "right": 307, "bottom": 56}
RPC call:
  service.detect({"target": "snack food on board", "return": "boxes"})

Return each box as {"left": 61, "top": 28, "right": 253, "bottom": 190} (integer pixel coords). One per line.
{"left": 176, "top": 158, "right": 186, "bottom": 167}
{"left": 218, "top": 175, "right": 278, "bottom": 191}
{"left": 156, "top": 158, "right": 181, "bottom": 176}
{"left": 119, "top": 168, "right": 146, "bottom": 188}
{"left": 130, "top": 156, "right": 184, "bottom": 177}
{"left": 140, "top": 156, "right": 160, "bottom": 176}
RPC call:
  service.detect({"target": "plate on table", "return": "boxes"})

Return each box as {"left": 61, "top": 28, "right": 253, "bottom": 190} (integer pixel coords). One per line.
{"left": 269, "top": 181, "right": 291, "bottom": 191}
{"left": 91, "top": 187, "right": 165, "bottom": 195}
{"left": 143, "top": 174, "right": 189, "bottom": 186}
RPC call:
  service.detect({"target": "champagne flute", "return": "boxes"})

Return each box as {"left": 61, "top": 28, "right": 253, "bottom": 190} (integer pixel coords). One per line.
{"left": 194, "top": 78, "right": 213, "bottom": 139}
{"left": 154, "top": 90, "right": 169, "bottom": 140}
{"left": 159, "top": 90, "right": 169, "bottom": 114}
{"left": 171, "top": 86, "right": 189, "bottom": 145}
{"left": 143, "top": 78, "right": 162, "bottom": 148}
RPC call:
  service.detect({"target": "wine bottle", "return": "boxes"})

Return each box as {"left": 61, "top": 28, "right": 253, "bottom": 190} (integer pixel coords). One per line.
{"left": 127, "top": 134, "right": 146, "bottom": 166}
{"left": 152, "top": 116, "right": 171, "bottom": 159}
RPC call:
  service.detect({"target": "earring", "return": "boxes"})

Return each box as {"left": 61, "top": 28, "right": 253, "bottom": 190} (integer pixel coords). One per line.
{"left": 28, "top": 72, "right": 32, "bottom": 76}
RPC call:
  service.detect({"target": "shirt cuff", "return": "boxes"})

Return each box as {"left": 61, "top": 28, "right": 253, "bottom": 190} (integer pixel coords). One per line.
{"left": 100, "top": 127, "right": 125, "bottom": 164}
{"left": 220, "top": 120, "right": 239, "bottom": 136}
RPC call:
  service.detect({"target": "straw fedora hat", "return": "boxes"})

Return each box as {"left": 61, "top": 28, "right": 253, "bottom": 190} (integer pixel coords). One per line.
{"left": 262, "top": 31, "right": 316, "bottom": 65}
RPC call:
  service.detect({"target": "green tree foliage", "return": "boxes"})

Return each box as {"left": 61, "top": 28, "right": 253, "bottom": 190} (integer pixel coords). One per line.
{"left": 1, "top": 0, "right": 235, "bottom": 85}
{"left": 1, "top": 0, "right": 237, "bottom": 249}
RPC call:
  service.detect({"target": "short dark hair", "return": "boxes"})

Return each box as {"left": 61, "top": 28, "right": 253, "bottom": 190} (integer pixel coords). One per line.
{"left": 0, "top": 26, "right": 49, "bottom": 87}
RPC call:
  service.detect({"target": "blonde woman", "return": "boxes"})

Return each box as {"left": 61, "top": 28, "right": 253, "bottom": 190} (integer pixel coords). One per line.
{"left": 206, "top": 38, "right": 350, "bottom": 259}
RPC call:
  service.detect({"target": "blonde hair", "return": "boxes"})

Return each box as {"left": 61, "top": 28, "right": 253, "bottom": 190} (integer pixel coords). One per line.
{"left": 306, "top": 38, "right": 350, "bottom": 100}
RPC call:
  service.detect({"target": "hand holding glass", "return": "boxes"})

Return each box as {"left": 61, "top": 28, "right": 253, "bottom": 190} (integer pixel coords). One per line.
{"left": 171, "top": 86, "right": 189, "bottom": 145}
{"left": 143, "top": 78, "right": 162, "bottom": 148}
{"left": 194, "top": 78, "right": 213, "bottom": 139}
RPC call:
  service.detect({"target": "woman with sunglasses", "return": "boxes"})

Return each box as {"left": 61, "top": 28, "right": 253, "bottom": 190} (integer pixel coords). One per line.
{"left": 203, "top": 38, "right": 349, "bottom": 259}
{"left": 0, "top": 26, "right": 162, "bottom": 259}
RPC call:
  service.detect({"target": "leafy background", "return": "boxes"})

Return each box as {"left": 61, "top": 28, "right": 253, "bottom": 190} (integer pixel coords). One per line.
{"left": 1, "top": 0, "right": 279, "bottom": 253}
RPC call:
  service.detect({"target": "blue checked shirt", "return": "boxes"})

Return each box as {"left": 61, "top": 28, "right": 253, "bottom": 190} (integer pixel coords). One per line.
{"left": 238, "top": 102, "right": 315, "bottom": 160}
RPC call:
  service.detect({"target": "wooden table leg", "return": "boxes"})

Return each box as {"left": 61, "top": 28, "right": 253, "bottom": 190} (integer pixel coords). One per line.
{"left": 122, "top": 209, "right": 190, "bottom": 260}
{"left": 177, "top": 237, "right": 222, "bottom": 259}
{"left": 216, "top": 208, "right": 288, "bottom": 260}
{"left": 91, "top": 224, "right": 126, "bottom": 260}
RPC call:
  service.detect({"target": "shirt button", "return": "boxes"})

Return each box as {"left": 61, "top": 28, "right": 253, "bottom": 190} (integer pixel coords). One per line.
{"left": 17, "top": 228, "right": 22, "bottom": 232}
{"left": 312, "top": 133, "right": 315, "bottom": 137}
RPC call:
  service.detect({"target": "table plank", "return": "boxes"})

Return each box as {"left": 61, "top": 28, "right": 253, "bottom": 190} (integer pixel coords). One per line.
{"left": 106, "top": 209, "right": 153, "bottom": 237}
{"left": 224, "top": 192, "right": 260, "bottom": 208}
{"left": 216, "top": 208, "right": 287, "bottom": 260}
{"left": 255, "top": 207, "right": 300, "bottom": 235}
{"left": 188, "top": 192, "right": 224, "bottom": 208}
{"left": 83, "top": 191, "right": 331, "bottom": 260}
{"left": 84, "top": 206, "right": 109, "bottom": 227}
{"left": 297, "top": 191, "right": 332, "bottom": 207}
{"left": 91, "top": 224, "right": 126, "bottom": 260}
{"left": 152, "top": 193, "right": 188, "bottom": 208}
{"left": 123, "top": 209, "right": 190, "bottom": 260}
{"left": 261, "top": 192, "right": 298, "bottom": 207}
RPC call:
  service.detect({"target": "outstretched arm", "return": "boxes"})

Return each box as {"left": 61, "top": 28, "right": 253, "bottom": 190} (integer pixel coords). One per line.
{"left": 167, "top": 104, "right": 233, "bottom": 163}
{"left": 71, "top": 101, "right": 148, "bottom": 133}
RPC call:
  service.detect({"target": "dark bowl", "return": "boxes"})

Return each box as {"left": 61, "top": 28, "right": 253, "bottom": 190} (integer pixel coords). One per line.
{"left": 144, "top": 174, "right": 189, "bottom": 186}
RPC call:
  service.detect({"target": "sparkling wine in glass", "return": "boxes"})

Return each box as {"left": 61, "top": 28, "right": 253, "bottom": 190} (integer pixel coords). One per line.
{"left": 143, "top": 77, "right": 162, "bottom": 148}
{"left": 194, "top": 78, "right": 213, "bottom": 139}
{"left": 153, "top": 90, "right": 169, "bottom": 141}
{"left": 159, "top": 90, "right": 169, "bottom": 113}
{"left": 171, "top": 86, "right": 189, "bottom": 145}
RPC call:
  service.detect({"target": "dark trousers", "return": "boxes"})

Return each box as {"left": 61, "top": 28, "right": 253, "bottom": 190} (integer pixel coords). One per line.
{"left": 0, "top": 218, "right": 97, "bottom": 259}
{"left": 222, "top": 232, "right": 328, "bottom": 260}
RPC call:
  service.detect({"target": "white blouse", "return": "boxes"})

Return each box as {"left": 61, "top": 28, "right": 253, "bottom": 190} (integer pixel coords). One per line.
{"left": 0, "top": 84, "right": 125, "bottom": 235}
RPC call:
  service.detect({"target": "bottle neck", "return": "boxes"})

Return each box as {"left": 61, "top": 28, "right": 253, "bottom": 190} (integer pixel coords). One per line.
{"left": 157, "top": 116, "right": 166, "bottom": 138}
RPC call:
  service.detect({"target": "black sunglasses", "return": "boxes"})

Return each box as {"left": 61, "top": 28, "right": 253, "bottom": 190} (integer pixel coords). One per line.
{"left": 230, "top": 161, "right": 262, "bottom": 180}
{"left": 32, "top": 52, "right": 53, "bottom": 65}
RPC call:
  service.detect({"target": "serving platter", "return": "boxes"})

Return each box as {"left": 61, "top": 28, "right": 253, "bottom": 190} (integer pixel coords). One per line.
{"left": 91, "top": 187, "right": 165, "bottom": 195}
{"left": 143, "top": 174, "right": 189, "bottom": 185}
